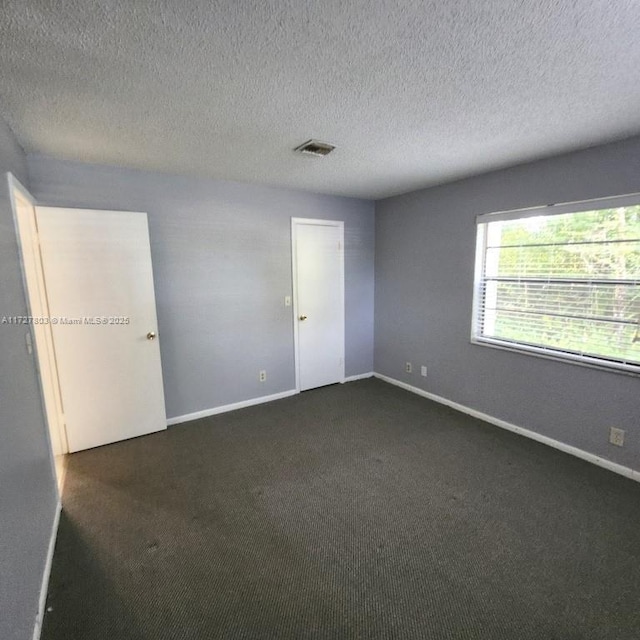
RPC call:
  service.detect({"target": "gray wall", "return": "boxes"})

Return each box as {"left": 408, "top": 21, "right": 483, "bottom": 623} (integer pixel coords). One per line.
{"left": 0, "top": 121, "right": 58, "bottom": 639}
{"left": 27, "top": 156, "right": 375, "bottom": 420}
{"left": 375, "top": 136, "right": 640, "bottom": 472}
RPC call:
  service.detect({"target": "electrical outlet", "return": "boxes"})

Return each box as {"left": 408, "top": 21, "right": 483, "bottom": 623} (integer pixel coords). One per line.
{"left": 405, "top": 362, "right": 412, "bottom": 373}
{"left": 609, "top": 427, "right": 625, "bottom": 447}
{"left": 259, "top": 370, "right": 267, "bottom": 382}
{"left": 420, "top": 365, "right": 427, "bottom": 377}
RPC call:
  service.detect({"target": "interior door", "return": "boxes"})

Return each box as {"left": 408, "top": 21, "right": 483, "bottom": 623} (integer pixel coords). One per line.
{"left": 35, "top": 207, "right": 167, "bottom": 452}
{"left": 292, "top": 218, "right": 345, "bottom": 391}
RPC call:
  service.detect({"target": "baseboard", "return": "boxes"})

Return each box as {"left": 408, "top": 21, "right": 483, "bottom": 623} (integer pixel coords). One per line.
{"left": 343, "top": 372, "right": 374, "bottom": 383}
{"left": 374, "top": 373, "right": 640, "bottom": 484}
{"left": 166, "top": 389, "right": 298, "bottom": 426}
{"left": 54, "top": 454, "right": 67, "bottom": 496}
{"left": 33, "top": 500, "right": 61, "bottom": 640}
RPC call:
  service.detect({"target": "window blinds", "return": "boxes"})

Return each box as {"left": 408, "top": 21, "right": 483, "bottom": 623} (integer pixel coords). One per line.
{"left": 473, "top": 199, "right": 640, "bottom": 373}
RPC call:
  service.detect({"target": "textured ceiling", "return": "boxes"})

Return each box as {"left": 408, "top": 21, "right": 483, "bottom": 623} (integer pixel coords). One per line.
{"left": 1, "top": 1, "right": 640, "bottom": 199}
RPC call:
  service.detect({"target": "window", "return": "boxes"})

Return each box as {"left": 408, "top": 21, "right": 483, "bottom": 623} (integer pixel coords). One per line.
{"left": 472, "top": 195, "right": 640, "bottom": 374}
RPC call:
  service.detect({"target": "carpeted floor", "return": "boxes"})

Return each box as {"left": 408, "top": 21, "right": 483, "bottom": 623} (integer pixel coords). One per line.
{"left": 42, "top": 379, "right": 640, "bottom": 639}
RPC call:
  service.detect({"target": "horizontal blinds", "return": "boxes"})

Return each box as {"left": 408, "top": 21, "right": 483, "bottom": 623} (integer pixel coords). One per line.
{"left": 475, "top": 203, "right": 640, "bottom": 370}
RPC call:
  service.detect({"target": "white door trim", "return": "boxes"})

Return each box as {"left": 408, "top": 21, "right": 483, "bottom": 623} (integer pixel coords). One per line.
{"left": 291, "top": 217, "right": 345, "bottom": 392}
{"left": 7, "top": 173, "right": 67, "bottom": 492}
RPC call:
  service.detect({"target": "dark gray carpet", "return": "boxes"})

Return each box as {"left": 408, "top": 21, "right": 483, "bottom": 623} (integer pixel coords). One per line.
{"left": 42, "top": 379, "right": 640, "bottom": 639}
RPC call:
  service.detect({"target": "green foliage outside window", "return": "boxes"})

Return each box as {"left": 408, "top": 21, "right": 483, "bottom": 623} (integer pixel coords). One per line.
{"left": 480, "top": 205, "right": 640, "bottom": 367}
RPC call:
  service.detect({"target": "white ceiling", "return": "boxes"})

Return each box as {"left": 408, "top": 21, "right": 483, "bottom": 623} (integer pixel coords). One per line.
{"left": 2, "top": 1, "right": 640, "bottom": 200}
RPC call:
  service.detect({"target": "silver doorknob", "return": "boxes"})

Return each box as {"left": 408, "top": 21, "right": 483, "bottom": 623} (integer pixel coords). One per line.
{"left": 299, "top": 315, "right": 307, "bottom": 321}
{"left": 147, "top": 331, "right": 157, "bottom": 340}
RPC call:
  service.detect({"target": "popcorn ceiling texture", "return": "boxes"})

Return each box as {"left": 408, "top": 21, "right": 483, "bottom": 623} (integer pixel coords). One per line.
{"left": 1, "top": 0, "right": 640, "bottom": 199}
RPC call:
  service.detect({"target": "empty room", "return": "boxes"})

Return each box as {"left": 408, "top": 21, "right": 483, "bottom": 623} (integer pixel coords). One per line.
{"left": 1, "top": 1, "right": 639, "bottom": 639}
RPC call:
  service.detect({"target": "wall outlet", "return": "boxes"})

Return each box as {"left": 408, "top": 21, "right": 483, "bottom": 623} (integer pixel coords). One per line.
{"left": 420, "top": 365, "right": 427, "bottom": 377}
{"left": 405, "top": 362, "right": 412, "bottom": 373}
{"left": 259, "top": 370, "right": 267, "bottom": 382}
{"left": 609, "top": 427, "right": 625, "bottom": 447}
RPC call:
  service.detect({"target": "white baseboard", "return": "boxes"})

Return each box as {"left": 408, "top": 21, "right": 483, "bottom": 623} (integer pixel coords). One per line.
{"left": 343, "top": 372, "right": 374, "bottom": 383}
{"left": 54, "top": 454, "right": 67, "bottom": 496}
{"left": 166, "top": 389, "right": 298, "bottom": 426}
{"left": 374, "top": 372, "right": 640, "bottom": 483}
{"left": 33, "top": 500, "right": 61, "bottom": 640}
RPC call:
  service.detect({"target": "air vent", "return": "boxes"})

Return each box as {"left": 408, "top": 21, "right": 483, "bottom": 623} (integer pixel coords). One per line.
{"left": 294, "top": 139, "right": 336, "bottom": 157}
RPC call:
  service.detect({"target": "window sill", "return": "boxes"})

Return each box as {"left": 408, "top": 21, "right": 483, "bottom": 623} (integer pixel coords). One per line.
{"left": 470, "top": 336, "right": 640, "bottom": 378}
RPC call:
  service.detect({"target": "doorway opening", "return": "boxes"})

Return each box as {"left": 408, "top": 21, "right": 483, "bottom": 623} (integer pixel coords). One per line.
{"left": 9, "top": 174, "right": 67, "bottom": 491}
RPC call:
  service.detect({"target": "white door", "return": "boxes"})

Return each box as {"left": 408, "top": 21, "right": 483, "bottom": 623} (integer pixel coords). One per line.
{"left": 292, "top": 218, "right": 345, "bottom": 391}
{"left": 36, "top": 207, "right": 167, "bottom": 452}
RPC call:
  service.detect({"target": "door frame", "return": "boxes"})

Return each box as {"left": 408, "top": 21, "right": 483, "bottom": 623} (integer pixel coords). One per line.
{"left": 291, "top": 217, "right": 345, "bottom": 392}
{"left": 8, "top": 173, "right": 67, "bottom": 490}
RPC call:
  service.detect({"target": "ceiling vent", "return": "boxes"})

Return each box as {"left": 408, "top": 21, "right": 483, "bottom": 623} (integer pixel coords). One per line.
{"left": 294, "top": 139, "right": 336, "bottom": 157}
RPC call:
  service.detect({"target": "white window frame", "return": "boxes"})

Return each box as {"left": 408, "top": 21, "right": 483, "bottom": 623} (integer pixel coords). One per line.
{"left": 471, "top": 192, "right": 640, "bottom": 376}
